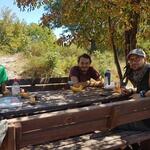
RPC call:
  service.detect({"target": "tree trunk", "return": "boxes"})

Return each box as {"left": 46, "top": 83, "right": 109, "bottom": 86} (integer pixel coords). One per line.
{"left": 124, "top": 0, "right": 140, "bottom": 62}
{"left": 89, "top": 39, "right": 97, "bottom": 54}
{"left": 108, "top": 17, "right": 122, "bottom": 82}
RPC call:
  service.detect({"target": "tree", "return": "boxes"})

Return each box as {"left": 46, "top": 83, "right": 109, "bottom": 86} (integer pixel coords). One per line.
{"left": 15, "top": 0, "right": 150, "bottom": 82}
{"left": 0, "top": 7, "right": 18, "bottom": 52}
{"left": 0, "top": 7, "right": 57, "bottom": 54}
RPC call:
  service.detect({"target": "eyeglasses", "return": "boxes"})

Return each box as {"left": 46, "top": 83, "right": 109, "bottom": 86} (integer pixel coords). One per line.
{"left": 128, "top": 56, "right": 142, "bottom": 63}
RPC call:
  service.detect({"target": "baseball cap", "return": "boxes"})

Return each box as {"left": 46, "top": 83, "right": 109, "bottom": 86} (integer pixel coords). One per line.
{"left": 127, "top": 48, "right": 146, "bottom": 59}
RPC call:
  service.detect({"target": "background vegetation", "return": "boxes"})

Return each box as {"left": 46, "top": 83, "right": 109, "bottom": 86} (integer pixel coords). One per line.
{"left": 0, "top": 6, "right": 149, "bottom": 79}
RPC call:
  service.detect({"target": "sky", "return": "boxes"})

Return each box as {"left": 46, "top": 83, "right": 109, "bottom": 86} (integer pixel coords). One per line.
{"left": 0, "top": 0, "right": 62, "bottom": 38}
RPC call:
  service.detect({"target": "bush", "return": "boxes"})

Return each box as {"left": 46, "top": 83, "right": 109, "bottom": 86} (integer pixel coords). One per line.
{"left": 92, "top": 50, "right": 115, "bottom": 77}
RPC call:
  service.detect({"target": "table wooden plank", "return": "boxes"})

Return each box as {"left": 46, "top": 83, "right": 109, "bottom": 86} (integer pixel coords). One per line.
{"left": 20, "top": 131, "right": 150, "bottom": 150}
{"left": 0, "top": 89, "right": 132, "bottom": 119}
{"left": 7, "top": 77, "right": 69, "bottom": 86}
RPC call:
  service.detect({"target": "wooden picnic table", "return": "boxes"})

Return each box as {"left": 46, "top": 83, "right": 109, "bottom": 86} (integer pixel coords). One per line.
{"left": 2, "top": 77, "right": 149, "bottom": 150}
{"left": 1, "top": 92, "right": 150, "bottom": 150}
{"left": 0, "top": 88, "right": 131, "bottom": 119}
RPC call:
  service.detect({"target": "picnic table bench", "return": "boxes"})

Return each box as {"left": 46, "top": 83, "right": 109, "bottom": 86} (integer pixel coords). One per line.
{"left": 0, "top": 77, "right": 150, "bottom": 150}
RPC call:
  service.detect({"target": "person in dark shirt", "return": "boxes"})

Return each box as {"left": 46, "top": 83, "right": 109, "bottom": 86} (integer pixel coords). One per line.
{"left": 69, "top": 53, "right": 103, "bottom": 87}
{"left": 120, "top": 49, "right": 150, "bottom": 150}
{"left": 123, "top": 48, "right": 150, "bottom": 97}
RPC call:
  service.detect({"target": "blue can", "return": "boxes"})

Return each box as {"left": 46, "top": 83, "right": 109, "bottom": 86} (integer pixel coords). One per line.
{"left": 104, "top": 70, "right": 111, "bottom": 85}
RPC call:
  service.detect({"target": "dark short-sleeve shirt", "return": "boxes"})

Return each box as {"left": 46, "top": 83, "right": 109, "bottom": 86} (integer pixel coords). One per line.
{"left": 69, "top": 66, "right": 100, "bottom": 82}
{"left": 128, "top": 64, "right": 150, "bottom": 92}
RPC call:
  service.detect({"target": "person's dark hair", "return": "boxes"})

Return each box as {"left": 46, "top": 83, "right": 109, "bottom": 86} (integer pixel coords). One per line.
{"left": 78, "top": 53, "right": 92, "bottom": 64}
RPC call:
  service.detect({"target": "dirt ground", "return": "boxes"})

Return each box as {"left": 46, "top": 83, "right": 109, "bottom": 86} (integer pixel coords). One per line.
{"left": 0, "top": 53, "right": 28, "bottom": 79}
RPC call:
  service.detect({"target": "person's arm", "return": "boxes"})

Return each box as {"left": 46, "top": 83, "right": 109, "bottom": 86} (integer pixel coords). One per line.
{"left": 70, "top": 76, "right": 78, "bottom": 84}
{"left": 1, "top": 83, "right": 6, "bottom": 93}
{"left": 89, "top": 68, "right": 104, "bottom": 87}
{"left": 89, "top": 77, "right": 104, "bottom": 87}
{"left": 1, "top": 82, "right": 10, "bottom": 96}
{"left": 121, "top": 87, "right": 135, "bottom": 95}
{"left": 69, "top": 67, "right": 89, "bottom": 88}
{"left": 145, "top": 72, "right": 150, "bottom": 97}
{"left": 70, "top": 76, "right": 89, "bottom": 87}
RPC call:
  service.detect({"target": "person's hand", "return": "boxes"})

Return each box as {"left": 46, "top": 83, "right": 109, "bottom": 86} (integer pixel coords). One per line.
{"left": 145, "top": 90, "right": 150, "bottom": 97}
{"left": 132, "top": 93, "right": 141, "bottom": 99}
{"left": 121, "top": 87, "right": 134, "bottom": 95}
{"left": 85, "top": 80, "right": 90, "bottom": 87}
{"left": 3, "top": 89, "right": 11, "bottom": 96}
{"left": 88, "top": 78, "right": 104, "bottom": 87}
{"left": 73, "top": 82, "right": 89, "bottom": 88}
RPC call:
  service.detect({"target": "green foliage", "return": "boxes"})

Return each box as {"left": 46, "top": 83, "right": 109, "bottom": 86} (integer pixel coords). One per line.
{"left": 0, "top": 8, "right": 56, "bottom": 54}
{"left": 25, "top": 51, "right": 59, "bottom": 77}
{"left": 24, "top": 44, "right": 86, "bottom": 77}
{"left": 55, "top": 45, "right": 86, "bottom": 76}
{"left": 25, "top": 44, "right": 115, "bottom": 78}
{"left": 15, "top": 0, "right": 150, "bottom": 76}
{"left": 0, "top": 6, "right": 149, "bottom": 78}
{"left": 92, "top": 50, "right": 114, "bottom": 77}
{"left": 0, "top": 7, "right": 120, "bottom": 78}
{"left": 137, "top": 20, "right": 150, "bottom": 60}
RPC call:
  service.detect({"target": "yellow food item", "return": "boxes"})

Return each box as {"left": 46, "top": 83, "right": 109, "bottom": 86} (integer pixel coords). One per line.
{"left": 112, "top": 92, "right": 120, "bottom": 96}
{"left": 89, "top": 78, "right": 104, "bottom": 87}
{"left": 29, "top": 96, "right": 36, "bottom": 105}
{"left": 20, "top": 92, "right": 30, "bottom": 98}
{"left": 90, "top": 78, "right": 96, "bottom": 82}
{"left": 70, "top": 85, "right": 84, "bottom": 93}
{"left": 114, "top": 81, "right": 121, "bottom": 93}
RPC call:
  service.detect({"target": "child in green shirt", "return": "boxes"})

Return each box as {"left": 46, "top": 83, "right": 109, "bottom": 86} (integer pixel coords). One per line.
{"left": 0, "top": 65, "right": 9, "bottom": 95}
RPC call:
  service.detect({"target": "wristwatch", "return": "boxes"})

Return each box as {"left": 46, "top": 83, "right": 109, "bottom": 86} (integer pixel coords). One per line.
{"left": 140, "top": 90, "right": 146, "bottom": 97}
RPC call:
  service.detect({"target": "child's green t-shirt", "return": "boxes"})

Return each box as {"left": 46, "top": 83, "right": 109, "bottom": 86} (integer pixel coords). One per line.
{"left": 0, "top": 65, "right": 8, "bottom": 84}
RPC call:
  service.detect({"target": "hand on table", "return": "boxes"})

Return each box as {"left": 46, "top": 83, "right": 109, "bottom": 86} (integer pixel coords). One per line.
{"left": 132, "top": 93, "right": 141, "bottom": 99}
{"left": 145, "top": 90, "right": 150, "bottom": 97}
{"left": 121, "top": 87, "right": 134, "bottom": 95}
{"left": 87, "top": 78, "right": 104, "bottom": 87}
{"left": 2, "top": 89, "right": 11, "bottom": 96}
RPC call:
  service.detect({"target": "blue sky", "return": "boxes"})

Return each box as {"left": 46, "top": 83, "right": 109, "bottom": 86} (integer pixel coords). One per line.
{"left": 0, "top": 0, "right": 62, "bottom": 38}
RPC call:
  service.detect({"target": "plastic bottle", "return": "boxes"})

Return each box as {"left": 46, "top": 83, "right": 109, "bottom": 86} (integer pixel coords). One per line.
{"left": 12, "top": 78, "right": 20, "bottom": 96}
{"left": 104, "top": 70, "right": 111, "bottom": 86}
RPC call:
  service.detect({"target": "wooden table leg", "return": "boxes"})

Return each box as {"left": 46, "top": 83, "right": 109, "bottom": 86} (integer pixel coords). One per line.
{"left": 0, "top": 123, "right": 16, "bottom": 150}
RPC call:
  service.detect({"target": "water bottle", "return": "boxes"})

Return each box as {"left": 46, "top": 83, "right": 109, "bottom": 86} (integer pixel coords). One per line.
{"left": 12, "top": 78, "right": 20, "bottom": 96}
{"left": 104, "top": 70, "right": 111, "bottom": 86}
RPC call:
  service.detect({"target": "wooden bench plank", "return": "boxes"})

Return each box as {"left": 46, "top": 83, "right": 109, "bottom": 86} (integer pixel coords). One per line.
{"left": 7, "top": 77, "right": 69, "bottom": 86}
{"left": 116, "top": 97, "right": 150, "bottom": 115}
{"left": 17, "top": 106, "right": 111, "bottom": 132}
{"left": 21, "top": 119, "right": 107, "bottom": 147}
{"left": 3, "top": 96, "right": 150, "bottom": 150}
{"left": 7, "top": 83, "right": 68, "bottom": 92}
{"left": 20, "top": 131, "right": 150, "bottom": 150}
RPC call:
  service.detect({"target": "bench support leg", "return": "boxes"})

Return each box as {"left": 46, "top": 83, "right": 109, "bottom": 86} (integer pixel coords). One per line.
{"left": 141, "top": 139, "right": 150, "bottom": 150}
{"left": 0, "top": 124, "right": 16, "bottom": 150}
